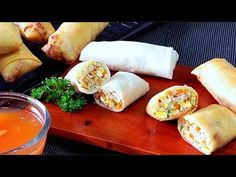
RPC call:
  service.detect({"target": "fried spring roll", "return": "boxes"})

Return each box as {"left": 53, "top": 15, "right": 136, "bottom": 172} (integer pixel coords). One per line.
{"left": 94, "top": 71, "right": 149, "bottom": 112}
{"left": 0, "top": 22, "right": 22, "bottom": 55}
{"left": 42, "top": 22, "right": 109, "bottom": 64}
{"left": 178, "top": 104, "right": 236, "bottom": 155}
{"left": 0, "top": 44, "right": 42, "bottom": 82}
{"left": 146, "top": 85, "right": 198, "bottom": 121}
{"left": 14, "top": 22, "right": 55, "bottom": 43}
{"left": 191, "top": 58, "right": 236, "bottom": 114}
{"left": 64, "top": 60, "right": 110, "bottom": 94}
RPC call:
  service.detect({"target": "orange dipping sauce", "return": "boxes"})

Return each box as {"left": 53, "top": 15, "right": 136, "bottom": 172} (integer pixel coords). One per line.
{"left": 0, "top": 108, "right": 44, "bottom": 154}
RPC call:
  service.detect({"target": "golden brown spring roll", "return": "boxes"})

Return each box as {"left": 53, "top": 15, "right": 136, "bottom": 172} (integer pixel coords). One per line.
{"left": 178, "top": 104, "right": 236, "bottom": 155}
{"left": 191, "top": 58, "right": 236, "bottom": 114}
{"left": 146, "top": 85, "right": 198, "bottom": 121}
{"left": 0, "top": 44, "right": 42, "bottom": 82}
{"left": 42, "top": 22, "right": 109, "bottom": 64}
{"left": 14, "top": 22, "right": 55, "bottom": 43}
{"left": 0, "top": 22, "right": 22, "bottom": 55}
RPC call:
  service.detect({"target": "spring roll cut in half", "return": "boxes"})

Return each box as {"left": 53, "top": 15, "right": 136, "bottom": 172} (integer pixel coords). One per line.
{"left": 146, "top": 85, "right": 198, "bottom": 121}
{"left": 94, "top": 71, "right": 149, "bottom": 112}
{"left": 14, "top": 22, "right": 55, "bottom": 43}
{"left": 42, "top": 22, "right": 109, "bottom": 64}
{"left": 191, "top": 58, "right": 236, "bottom": 114}
{"left": 0, "top": 44, "right": 42, "bottom": 82}
{"left": 178, "top": 104, "right": 236, "bottom": 155}
{"left": 0, "top": 23, "right": 22, "bottom": 55}
{"left": 80, "top": 41, "right": 179, "bottom": 79}
{"left": 64, "top": 60, "right": 110, "bottom": 94}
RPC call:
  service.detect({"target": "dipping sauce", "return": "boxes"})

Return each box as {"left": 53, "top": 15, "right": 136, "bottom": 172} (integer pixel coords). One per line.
{"left": 0, "top": 108, "right": 44, "bottom": 154}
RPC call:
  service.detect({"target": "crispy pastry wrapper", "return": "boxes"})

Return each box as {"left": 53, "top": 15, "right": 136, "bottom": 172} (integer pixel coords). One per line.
{"left": 0, "top": 23, "right": 22, "bottom": 55}
{"left": 42, "top": 22, "right": 109, "bottom": 64}
{"left": 191, "top": 58, "right": 236, "bottom": 114}
{"left": 14, "top": 22, "right": 55, "bottom": 43}
{"left": 0, "top": 44, "right": 42, "bottom": 82}
{"left": 80, "top": 41, "right": 179, "bottom": 79}
{"left": 94, "top": 71, "right": 149, "bottom": 112}
{"left": 64, "top": 60, "right": 110, "bottom": 94}
{"left": 146, "top": 85, "right": 198, "bottom": 121}
{"left": 178, "top": 104, "right": 236, "bottom": 155}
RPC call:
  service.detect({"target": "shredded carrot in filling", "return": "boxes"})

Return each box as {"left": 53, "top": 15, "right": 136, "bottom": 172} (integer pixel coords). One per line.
{"left": 95, "top": 90, "right": 123, "bottom": 110}
{"left": 196, "top": 126, "right": 201, "bottom": 132}
{"left": 189, "top": 133, "right": 194, "bottom": 140}
{"left": 154, "top": 88, "right": 197, "bottom": 119}
{"left": 180, "top": 120, "right": 209, "bottom": 152}
{"left": 78, "top": 62, "right": 107, "bottom": 90}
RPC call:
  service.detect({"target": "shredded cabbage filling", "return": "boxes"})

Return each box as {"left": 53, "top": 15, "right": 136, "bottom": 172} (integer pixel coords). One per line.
{"left": 78, "top": 61, "right": 107, "bottom": 91}
{"left": 179, "top": 120, "right": 210, "bottom": 152}
{"left": 154, "top": 88, "right": 197, "bottom": 119}
{"left": 95, "top": 90, "right": 123, "bottom": 110}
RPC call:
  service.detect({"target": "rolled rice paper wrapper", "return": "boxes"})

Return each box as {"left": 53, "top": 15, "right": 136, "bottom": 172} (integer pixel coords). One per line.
{"left": 42, "top": 22, "right": 109, "bottom": 64}
{"left": 80, "top": 41, "right": 179, "bottom": 79}
{"left": 0, "top": 22, "right": 22, "bottom": 55}
{"left": 146, "top": 85, "right": 198, "bottom": 121}
{"left": 64, "top": 60, "right": 110, "bottom": 94}
{"left": 0, "top": 43, "right": 42, "bottom": 82}
{"left": 191, "top": 58, "right": 236, "bottom": 114}
{"left": 14, "top": 22, "right": 55, "bottom": 43}
{"left": 94, "top": 71, "right": 149, "bottom": 112}
{"left": 178, "top": 104, "right": 236, "bottom": 155}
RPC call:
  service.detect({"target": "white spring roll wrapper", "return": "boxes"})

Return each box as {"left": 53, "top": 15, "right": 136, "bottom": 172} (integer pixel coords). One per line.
{"left": 80, "top": 41, "right": 179, "bottom": 79}
{"left": 64, "top": 60, "right": 110, "bottom": 94}
{"left": 94, "top": 71, "right": 149, "bottom": 112}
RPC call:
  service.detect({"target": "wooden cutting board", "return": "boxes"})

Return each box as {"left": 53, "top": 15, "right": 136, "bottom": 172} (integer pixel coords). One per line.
{"left": 44, "top": 64, "right": 236, "bottom": 155}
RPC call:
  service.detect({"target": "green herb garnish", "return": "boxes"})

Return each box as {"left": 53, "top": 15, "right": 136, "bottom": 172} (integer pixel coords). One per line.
{"left": 31, "top": 77, "right": 87, "bottom": 112}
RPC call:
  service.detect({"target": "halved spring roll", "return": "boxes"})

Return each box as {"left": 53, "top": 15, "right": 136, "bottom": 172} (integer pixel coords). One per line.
{"left": 0, "top": 44, "right": 42, "bottom": 82}
{"left": 14, "top": 22, "right": 55, "bottom": 43}
{"left": 42, "top": 22, "right": 109, "bottom": 64}
{"left": 64, "top": 60, "right": 110, "bottom": 94}
{"left": 0, "top": 22, "right": 22, "bottom": 55}
{"left": 94, "top": 71, "right": 149, "bottom": 112}
{"left": 178, "top": 104, "right": 236, "bottom": 155}
{"left": 146, "top": 85, "right": 198, "bottom": 121}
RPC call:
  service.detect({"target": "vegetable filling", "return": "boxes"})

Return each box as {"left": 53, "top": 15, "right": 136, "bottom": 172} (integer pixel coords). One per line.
{"left": 78, "top": 61, "right": 108, "bottom": 91}
{"left": 95, "top": 90, "right": 123, "bottom": 110}
{"left": 179, "top": 119, "right": 209, "bottom": 152}
{"left": 154, "top": 88, "right": 197, "bottom": 119}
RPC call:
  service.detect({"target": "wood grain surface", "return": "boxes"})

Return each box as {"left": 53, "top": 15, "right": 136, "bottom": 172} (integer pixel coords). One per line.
{"left": 44, "top": 64, "right": 236, "bottom": 155}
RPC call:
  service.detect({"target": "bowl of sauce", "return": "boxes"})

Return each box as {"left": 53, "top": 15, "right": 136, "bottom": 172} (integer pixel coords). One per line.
{"left": 0, "top": 92, "right": 50, "bottom": 155}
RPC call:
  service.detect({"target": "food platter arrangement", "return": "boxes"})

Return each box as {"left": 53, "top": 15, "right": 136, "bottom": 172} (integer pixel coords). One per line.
{"left": 1, "top": 22, "right": 236, "bottom": 155}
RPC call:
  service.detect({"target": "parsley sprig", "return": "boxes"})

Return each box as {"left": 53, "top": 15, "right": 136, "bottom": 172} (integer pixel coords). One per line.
{"left": 31, "top": 77, "right": 87, "bottom": 112}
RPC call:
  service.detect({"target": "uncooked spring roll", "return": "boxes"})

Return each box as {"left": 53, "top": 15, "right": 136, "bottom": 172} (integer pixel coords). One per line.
{"left": 14, "top": 22, "right": 55, "bottom": 43}
{"left": 146, "top": 85, "right": 198, "bottom": 121}
{"left": 191, "top": 58, "right": 236, "bottom": 114}
{"left": 94, "top": 71, "right": 149, "bottom": 112}
{"left": 42, "top": 22, "right": 109, "bottom": 64}
{"left": 0, "top": 22, "right": 22, "bottom": 55}
{"left": 64, "top": 60, "right": 110, "bottom": 94}
{"left": 178, "top": 104, "right": 236, "bottom": 155}
{"left": 0, "top": 43, "right": 42, "bottom": 82}
{"left": 80, "top": 41, "right": 179, "bottom": 79}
